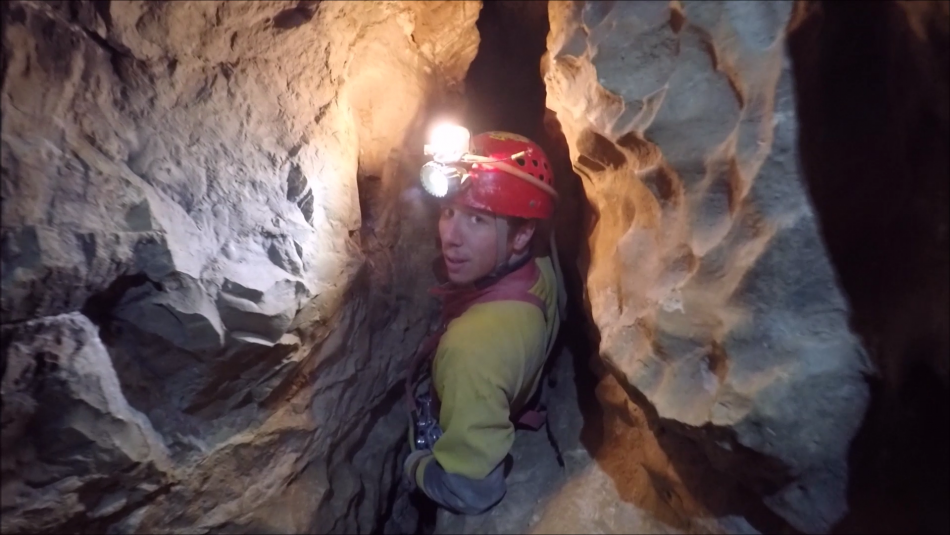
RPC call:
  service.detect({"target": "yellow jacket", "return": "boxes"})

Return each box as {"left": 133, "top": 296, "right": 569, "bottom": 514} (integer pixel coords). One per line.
{"left": 412, "top": 256, "right": 560, "bottom": 491}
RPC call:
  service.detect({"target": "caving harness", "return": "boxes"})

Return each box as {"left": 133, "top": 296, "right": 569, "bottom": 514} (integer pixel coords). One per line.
{"left": 405, "top": 255, "right": 552, "bottom": 452}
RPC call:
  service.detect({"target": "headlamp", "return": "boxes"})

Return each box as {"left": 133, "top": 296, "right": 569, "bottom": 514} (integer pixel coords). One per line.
{"left": 420, "top": 161, "right": 467, "bottom": 198}
{"left": 418, "top": 123, "right": 557, "bottom": 202}
{"left": 424, "top": 123, "right": 471, "bottom": 163}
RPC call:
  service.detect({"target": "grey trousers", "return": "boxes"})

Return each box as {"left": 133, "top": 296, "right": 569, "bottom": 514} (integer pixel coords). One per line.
{"left": 420, "top": 456, "right": 507, "bottom": 516}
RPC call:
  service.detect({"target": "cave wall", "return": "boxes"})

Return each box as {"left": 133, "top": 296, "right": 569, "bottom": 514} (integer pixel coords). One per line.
{"left": 543, "top": 1, "right": 873, "bottom": 533}
{"left": 789, "top": 1, "right": 949, "bottom": 391}
{"left": 4, "top": 1, "right": 946, "bottom": 534}
{"left": 787, "top": 2, "right": 949, "bottom": 532}
{"left": 0, "top": 1, "right": 480, "bottom": 533}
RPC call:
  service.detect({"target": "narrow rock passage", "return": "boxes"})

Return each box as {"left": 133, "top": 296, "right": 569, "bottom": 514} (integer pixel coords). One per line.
{"left": 1, "top": 2, "right": 947, "bottom": 535}
{"left": 382, "top": 3, "right": 602, "bottom": 532}
{"left": 397, "top": 3, "right": 792, "bottom": 534}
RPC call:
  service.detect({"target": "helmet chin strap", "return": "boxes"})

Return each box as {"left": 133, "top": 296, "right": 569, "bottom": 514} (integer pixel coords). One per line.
{"left": 489, "top": 216, "right": 531, "bottom": 279}
{"left": 493, "top": 216, "right": 510, "bottom": 274}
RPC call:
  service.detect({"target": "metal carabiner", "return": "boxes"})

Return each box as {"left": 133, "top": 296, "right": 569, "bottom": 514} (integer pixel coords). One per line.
{"left": 413, "top": 390, "right": 443, "bottom": 451}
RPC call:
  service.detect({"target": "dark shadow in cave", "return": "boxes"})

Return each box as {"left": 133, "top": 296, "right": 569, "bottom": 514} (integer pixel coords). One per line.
{"left": 788, "top": 2, "right": 949, "bottom": 533}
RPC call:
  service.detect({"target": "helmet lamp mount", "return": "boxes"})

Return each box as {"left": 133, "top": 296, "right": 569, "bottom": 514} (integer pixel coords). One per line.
{"left": 419, "top": 123, "right": 558, "bottom": 205}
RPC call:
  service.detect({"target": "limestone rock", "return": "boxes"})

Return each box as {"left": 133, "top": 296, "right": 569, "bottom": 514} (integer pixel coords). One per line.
{"left": 1, "top": 0, "right": 479, "bottom": 533}
{"left": 0, "top": 312, "right": 173, "bottom": 534}
{"left": 6, "top": 0, "right": 925, "bottom": 532}
{"left": 544, "top": 1, "right": 872, "bottom": 532}
{"left": 115, "top": 272, "right": 226, "bottom": 352}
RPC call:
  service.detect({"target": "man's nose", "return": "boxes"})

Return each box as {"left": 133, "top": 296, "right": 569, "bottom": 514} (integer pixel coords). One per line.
{"left": 441, "top": 215, "right": 463, "bottom": 246}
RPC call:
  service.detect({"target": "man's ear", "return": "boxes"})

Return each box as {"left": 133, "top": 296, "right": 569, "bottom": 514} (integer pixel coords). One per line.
{"left": 511, "top": 220, "right": 537, "bottom": 253}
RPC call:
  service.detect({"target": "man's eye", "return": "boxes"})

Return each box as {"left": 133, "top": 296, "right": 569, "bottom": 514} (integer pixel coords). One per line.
{"left": 471, "top": 215, "right": 484, "bottom": 225}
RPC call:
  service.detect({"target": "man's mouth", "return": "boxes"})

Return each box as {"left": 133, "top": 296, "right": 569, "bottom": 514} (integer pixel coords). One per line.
{"left": 444, "top": 255, "right": 467, "bottom": 270}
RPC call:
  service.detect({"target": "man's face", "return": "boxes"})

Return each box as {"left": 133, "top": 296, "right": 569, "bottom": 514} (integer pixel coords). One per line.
{"left": 438, "top": 204, "right": 501, "bottom": 285}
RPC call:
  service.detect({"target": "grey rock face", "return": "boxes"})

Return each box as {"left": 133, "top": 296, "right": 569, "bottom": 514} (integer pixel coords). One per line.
{"left": 544, "top": 1, "right": 873, "bottom": 532}
{"left": 5, "top": 1, "right": 923, "bottom": 533}
{"left": 1, "top": 0, "right": 480, "bottom": 532}
{"left": 1, "top": 313, "right": 173, "bottom": 534}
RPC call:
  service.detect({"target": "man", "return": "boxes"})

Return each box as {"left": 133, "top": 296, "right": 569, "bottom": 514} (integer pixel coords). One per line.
{"left": 403, "top": 130, "right": 564, "bottom": 516}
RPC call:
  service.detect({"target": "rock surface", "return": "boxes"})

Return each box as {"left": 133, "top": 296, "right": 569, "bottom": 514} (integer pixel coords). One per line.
{"left": 5, "top": 0, "right": 943, "bottom": 534}
{"left": 1, "top": 313, "right": 173, "bottom": 534}
{"left": 787, "top": 2, "right": 949, "bottom": 533}
{"left": 542, "top": 1, "right": 873, "bottom": 533}
{"left": 1, "top": 1, "right": 479, "bottom": 533}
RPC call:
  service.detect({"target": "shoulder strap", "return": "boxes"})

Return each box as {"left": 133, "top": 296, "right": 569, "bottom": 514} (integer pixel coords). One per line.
{"left": 436, "top": 258, "right": 546, "bottom": 319}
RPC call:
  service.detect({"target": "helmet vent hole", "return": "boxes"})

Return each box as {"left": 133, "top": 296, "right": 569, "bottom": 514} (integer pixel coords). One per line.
{"left": 532, "top": 159, "right": 539, "bottom": 167}
{"left": 516, "top": 157, "right": 526, "bottom": 166}
{"left": 539, "top": 174, "right": 545, "bottom": 181}
{"left": 543, "top": 162, "right": 549, "bottom": 169}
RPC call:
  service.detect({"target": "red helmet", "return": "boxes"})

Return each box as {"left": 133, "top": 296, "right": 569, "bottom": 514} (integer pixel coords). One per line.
{"left": 451, "top": 132, "right": 555, "bottom": 220}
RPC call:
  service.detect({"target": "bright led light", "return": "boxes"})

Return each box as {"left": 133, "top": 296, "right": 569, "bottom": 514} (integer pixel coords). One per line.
{"left": 421, "top": 163, "right": 450, "bottom": 197}
{"left": 425, "top": 123, "right": 471, "bottom": 163}
{"left": 420, "top": 162, "right": 466, "bottom": 198}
